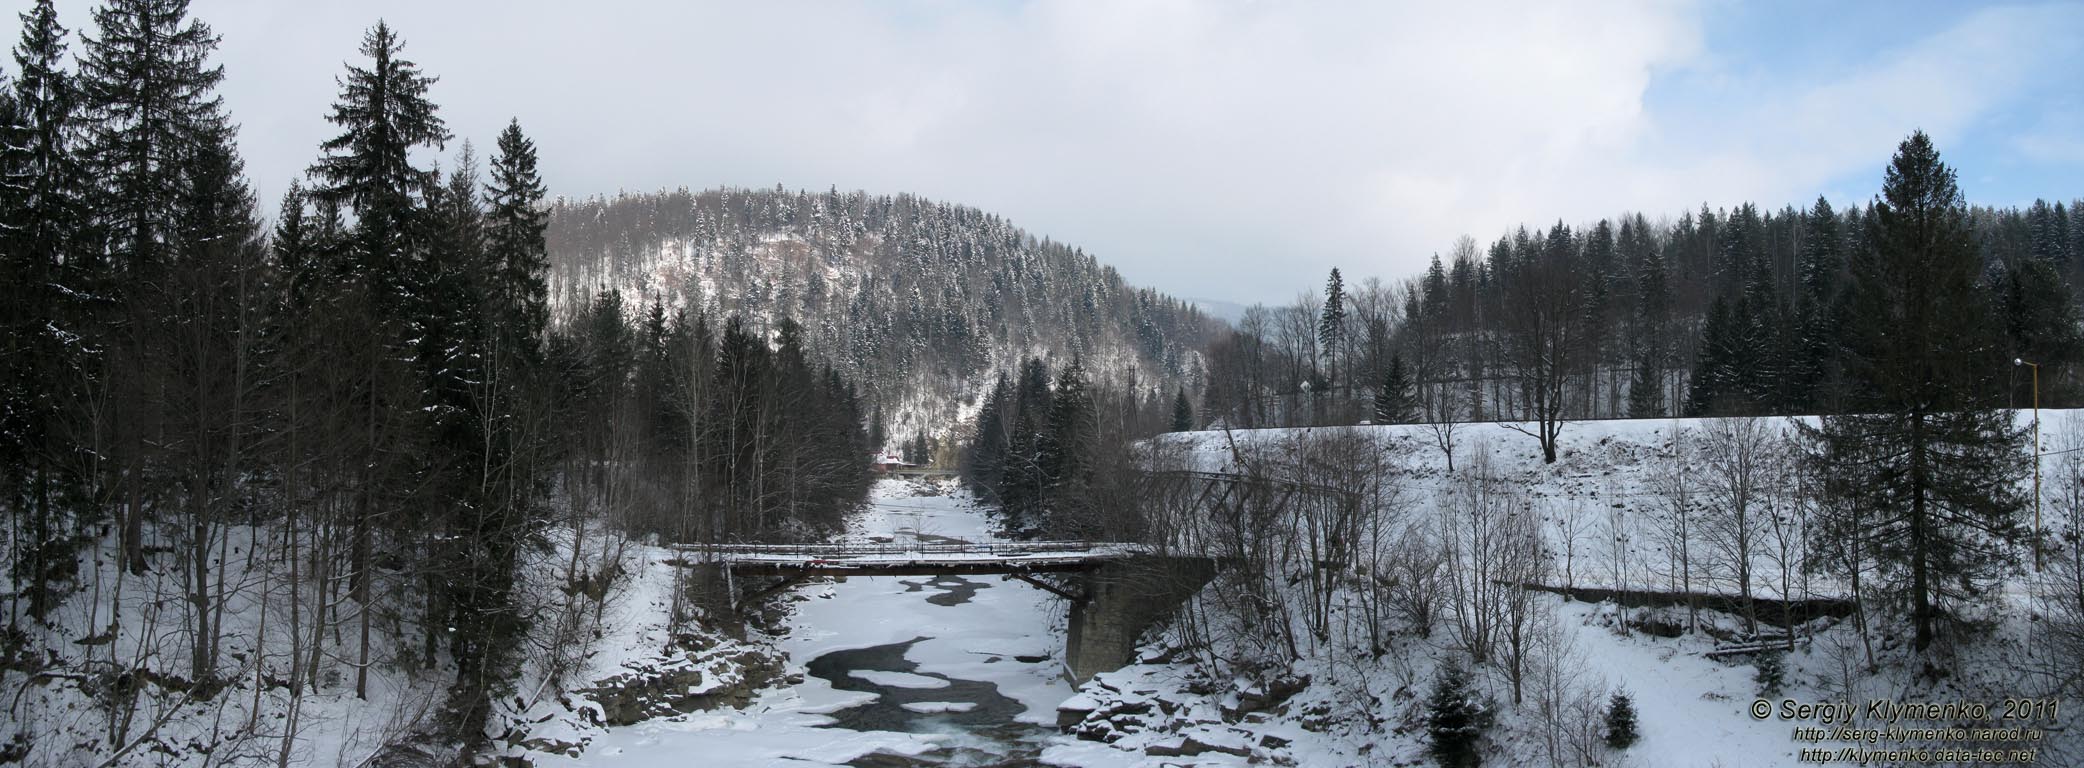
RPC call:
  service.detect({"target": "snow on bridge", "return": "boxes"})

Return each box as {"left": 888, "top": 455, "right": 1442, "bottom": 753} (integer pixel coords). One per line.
{"left": 682, "top": 541, "right": 1155, "bottom": 576}
{"left": 677, "top": 540, "right": 1164, "bottom": 611}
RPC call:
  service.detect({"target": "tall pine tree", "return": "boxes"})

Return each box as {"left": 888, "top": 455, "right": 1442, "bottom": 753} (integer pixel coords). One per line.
{"left": 305, "top": 19, "right": 452, "bottom": 702}
{"left": 1803, "top": 131, "right": 2027, "bottom": 657}
{"left": 1374, "top": 353, "right": 1417, "bottom": 424}
{"left": 1, "top": 0, "right": 90, "bottom": 622}
{"left": 308, "top": 21, "right": 449, "bottom": 298}
{"left": 485, "top": 118, "right": 550, "bottom": 364}
{"left": 1319, "top": 267, "right": 1347, "bottom": 396}
{"left": 78, "top": 0, "right": 226, "bottom": 275}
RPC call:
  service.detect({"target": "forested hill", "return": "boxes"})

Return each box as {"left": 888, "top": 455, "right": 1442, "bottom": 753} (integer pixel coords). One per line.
{"left": 545, "top": 187, "right": 1223, "bottom": 448}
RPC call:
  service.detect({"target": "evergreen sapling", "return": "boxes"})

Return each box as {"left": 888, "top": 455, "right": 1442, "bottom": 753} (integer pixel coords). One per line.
{"left": 1427, "top": 660, "right": 1492, "bottom": 768}
{"left": 1604, "top": 690, "right": 1639, "bottom": 749}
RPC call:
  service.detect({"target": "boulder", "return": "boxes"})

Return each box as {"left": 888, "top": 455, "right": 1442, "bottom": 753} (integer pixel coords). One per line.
{"left": 579, "top": 647, "right": 786, "bottom": 726}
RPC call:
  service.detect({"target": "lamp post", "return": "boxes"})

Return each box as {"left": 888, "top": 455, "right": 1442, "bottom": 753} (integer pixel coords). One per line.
{"left": 2015, "top": 358, "right": 2042, "bottom": 572}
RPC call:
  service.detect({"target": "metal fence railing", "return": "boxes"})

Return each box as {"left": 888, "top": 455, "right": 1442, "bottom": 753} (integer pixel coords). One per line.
{"left": 676, "top": 540, "right": 1148, "bottom": 559}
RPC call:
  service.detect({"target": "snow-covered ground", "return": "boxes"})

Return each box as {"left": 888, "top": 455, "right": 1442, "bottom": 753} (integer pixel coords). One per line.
{"left": 522, "top": 412, "right": 2081, "bottom": 767}
{"left": 2, "top": 524, "right": 455, "bottom": 767}
{"left": 20, "top": 411, "right": 2074, "bottom": 766}
{"left": 1042, "top": 413, "right": 2082, "bottom": 767}
{"left": 1162, "top": 411, "right": 2083, "bottom": 601}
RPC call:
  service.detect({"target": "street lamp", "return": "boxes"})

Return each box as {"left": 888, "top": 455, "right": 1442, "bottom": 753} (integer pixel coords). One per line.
{"left": 2016, "top": 358, "right": 2042, "bottom": 572}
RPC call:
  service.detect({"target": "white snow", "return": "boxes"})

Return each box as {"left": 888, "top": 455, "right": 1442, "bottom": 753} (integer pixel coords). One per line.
{"left": 1037, "top": 412, "right": 2084, "bottom": 767}
{"left": 849, "top": 669, "right": 953, "bottom": 689}
{"left": 900, "top": 701, "right": 979, "bottom": 713}
{"left": 525, "top": 413, "right": 2084, "bottom": 767}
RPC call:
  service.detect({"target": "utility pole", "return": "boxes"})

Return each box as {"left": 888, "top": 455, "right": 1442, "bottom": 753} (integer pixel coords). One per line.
{"left": 2016, "top": 358, "right": 2042, "bottom": 572}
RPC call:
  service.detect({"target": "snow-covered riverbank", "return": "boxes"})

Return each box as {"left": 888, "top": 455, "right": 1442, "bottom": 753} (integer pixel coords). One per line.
{"left": 531, "top": 479, "right": 1099, "bottom": 766}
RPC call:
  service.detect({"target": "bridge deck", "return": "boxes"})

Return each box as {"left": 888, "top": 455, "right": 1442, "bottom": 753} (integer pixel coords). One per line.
{"left": 680, "top": 541, "right": 1151, "bottom": 576}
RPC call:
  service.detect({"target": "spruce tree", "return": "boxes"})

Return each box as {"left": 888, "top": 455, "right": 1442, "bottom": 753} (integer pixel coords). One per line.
{"left": 1039, "top": 357, "right": 1096, "bottom": 535}
{"left": 998, "top": 358, "right": 1053, "bottom": 530}
{"left": 707, "top": 314, "right": 769, "bottom": 536}
{"left": 420, "top": 149, "right": 526, "bottom": 732}
{"left": 419, "top": 145, "right": 488, "bottom": 411}
{"left": 1628, "top": 215, "right": 1670, "bottom": 419}
{"left": 1, "top": 0, "right": 89, "bottom": 622}
{"left": 484, "top": 119, "right": 550, "bottom": 363}
{"left": 1426, "top": 660, "right": 1490, "bottom": 768}
{"left": 1171, "top": 387, "right": 1194, "bottom": 432}
{"left": 633, "top": 297, "right": 675, "bottom": 456}
{"left": 1799, "top": 196, "right": 1841, "bottom": 306}
{"left": 965, "top": 376, "right": 1011, "bottom": 493}
{"left": 2028, "top": 199, "right": 2071, "bottom": 266}
{"left": 272, "top": 182, "right": 323, "bottom": 309}
{"left": 304, "top": 19, "right": 458, "bottom": 705}
{"left": 2001, "top": 254, "right": 2084, "bottom": 405}
{"left": 1001, "top": 404, "right": 1044, "bottom": 530}
{"left": 8, "top": 0, "right": 83, "bottom": 273}
{"left": 1687, "top": 297, "right": 1735, "bottom": 415}
{"left": 1626, "top": 351, "right": 1663, "bottom": 419}
{"left": 1803, "top": 131, "right": 2027, "bottom": 656}
{"left": 308, "top": 21, "right": 449, "bottom": 298}
{"left": 2071, "top": 199, "right": 2084, "bottom": 281}
{"left": 77, "top": 0, "right": 226, "bottom": 275}
{"left": 1423, "top": 255, "right": 1449, "bottom": 319}
{"left": 1755, "top": 651, "right": 1786, "bottom": 697}
{"left": 1373, "top": 353, "right": 1417, "bottom": 424}
{"left": 1604, "top": 691, "right": 1639, "bottom": 749}
{"left": 1319, "top": 267, "right": 1347, "bottom": 394}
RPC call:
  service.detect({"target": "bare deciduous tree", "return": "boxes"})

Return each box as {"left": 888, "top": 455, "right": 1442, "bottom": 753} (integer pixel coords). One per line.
{"left": 1703, "top": 416, "right": 1778, "bottom": 636}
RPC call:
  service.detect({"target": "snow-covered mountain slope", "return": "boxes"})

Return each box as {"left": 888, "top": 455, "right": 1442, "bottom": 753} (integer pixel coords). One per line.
{"left": 546, "top": 187, "right": 1224, "bottom": 447}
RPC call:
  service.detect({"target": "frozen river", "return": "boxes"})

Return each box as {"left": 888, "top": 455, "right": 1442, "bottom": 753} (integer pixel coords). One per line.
{"left": 564, "top": 479, "right": 1103, "bottom": 766}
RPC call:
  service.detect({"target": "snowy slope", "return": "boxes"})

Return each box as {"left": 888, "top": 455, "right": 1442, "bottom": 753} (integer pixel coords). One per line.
{"left": 1043, "top": 411, "right": 2083, "bottom": 766}
{"left": 3, "top": 525, "right": 452, "bottom": 767}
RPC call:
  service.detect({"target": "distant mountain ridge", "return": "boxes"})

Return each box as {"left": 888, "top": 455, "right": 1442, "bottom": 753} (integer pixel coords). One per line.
{"left": 545, "top": 186, "right": 1223, "bottom": 446}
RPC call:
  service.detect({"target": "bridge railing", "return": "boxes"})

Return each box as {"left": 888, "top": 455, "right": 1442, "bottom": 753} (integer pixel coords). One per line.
{"left": 675, "top": 540, "right": 1147, "bottom": 559}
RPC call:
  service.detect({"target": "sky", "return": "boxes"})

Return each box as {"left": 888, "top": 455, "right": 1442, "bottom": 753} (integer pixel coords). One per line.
{"left": 8, "top": 0, "right": 2082, "bottom": 306}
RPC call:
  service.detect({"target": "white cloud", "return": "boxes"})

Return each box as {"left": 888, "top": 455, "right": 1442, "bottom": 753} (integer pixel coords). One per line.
{"left": 9, "top": 1, "right": 2074, "bottom": 304}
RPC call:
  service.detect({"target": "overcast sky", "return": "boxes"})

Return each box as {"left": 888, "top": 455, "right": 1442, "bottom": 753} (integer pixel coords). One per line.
{"left": 10, "top": 1, "right": 2082, "bottom": 305}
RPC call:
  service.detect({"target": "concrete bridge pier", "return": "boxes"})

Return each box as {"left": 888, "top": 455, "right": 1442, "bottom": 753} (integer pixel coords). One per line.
{"left": 1063, "top": 556, "right": 1215, "bottom": 683}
